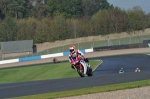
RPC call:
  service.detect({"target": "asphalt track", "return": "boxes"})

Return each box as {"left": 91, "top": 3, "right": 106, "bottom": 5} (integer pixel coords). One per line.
{"left": 0, "top": 54, "right": 150, "bottom": 99}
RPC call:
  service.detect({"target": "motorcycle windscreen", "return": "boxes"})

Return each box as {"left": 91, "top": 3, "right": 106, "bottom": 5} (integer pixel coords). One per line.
{"left": 72, "top": 57, "right": 77, "bottom": 62}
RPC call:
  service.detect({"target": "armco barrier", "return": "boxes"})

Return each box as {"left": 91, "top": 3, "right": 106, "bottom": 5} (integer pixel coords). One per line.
{"left": 63, "top": 51, "right": 70, "bottom": 56}
{"left": 19, "top": 56, "right": 41, "bottom": 62}
{"left": 0, "top": 59, "right": 19, "bottom": 65}
{"left": 41, "top": 53, "right": 63, "bottom": 59}
{"left": 80, "top": 49, "right": 86, "bottom": 53}
{"left": 0, "top": 48, "right": 93, "bottom": 65}
{"left": 85, "top": 48, "right": 94, "bottom": 53}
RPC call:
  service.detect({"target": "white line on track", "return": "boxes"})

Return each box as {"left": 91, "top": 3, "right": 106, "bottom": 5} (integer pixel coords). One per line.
{"left": 93, "top": 60, "right": 103, "bottom": 72}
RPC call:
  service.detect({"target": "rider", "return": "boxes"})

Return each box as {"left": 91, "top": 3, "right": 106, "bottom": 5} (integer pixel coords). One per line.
{"left": 69, "top": 45, "right": 89, "bottom": 69}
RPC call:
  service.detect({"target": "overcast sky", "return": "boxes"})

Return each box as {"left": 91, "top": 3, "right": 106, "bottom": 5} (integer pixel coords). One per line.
{"left": 107, "top": 0, "right": 150, "bottom": 14}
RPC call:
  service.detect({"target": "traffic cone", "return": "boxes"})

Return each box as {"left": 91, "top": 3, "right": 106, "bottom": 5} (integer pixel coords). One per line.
{"left": 135, "top": 68, "right": 140, "bottom": 72}
{"left": 119, "top": 68, "right": 124, "bottom": 74}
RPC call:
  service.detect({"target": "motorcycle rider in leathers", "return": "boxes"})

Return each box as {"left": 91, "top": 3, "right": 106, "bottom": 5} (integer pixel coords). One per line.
{"left": 69, "top": 45, "right": 89, "bottom": 69}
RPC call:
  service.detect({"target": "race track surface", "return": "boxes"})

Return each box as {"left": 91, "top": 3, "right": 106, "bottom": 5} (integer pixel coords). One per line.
{"left": 0, "top": 54, "right": 150, "bottom": 99}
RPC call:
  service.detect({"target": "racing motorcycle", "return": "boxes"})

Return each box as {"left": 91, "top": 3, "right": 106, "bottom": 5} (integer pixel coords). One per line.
{"left": 53, "top": 58, "right": 60, "bottom": 63}
{"left": 72, "top": 55, "right": 93, "bottom": 77}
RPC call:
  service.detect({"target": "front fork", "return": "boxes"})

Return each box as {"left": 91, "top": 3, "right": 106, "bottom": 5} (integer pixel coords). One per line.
{"left": 73, "top": 64, "right": 82, "bottom": 71}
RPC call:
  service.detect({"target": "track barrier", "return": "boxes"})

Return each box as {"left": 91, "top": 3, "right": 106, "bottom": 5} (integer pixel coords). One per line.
{"left": 0, "top": 48, "right": 94, "bottom": 65}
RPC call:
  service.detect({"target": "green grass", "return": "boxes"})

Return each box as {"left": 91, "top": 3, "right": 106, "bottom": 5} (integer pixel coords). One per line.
{"left": 0, "top": 60, "right": 100, "bottom": 84}
{"left": 12, "top": 79, "right": 150, "bottom": 99}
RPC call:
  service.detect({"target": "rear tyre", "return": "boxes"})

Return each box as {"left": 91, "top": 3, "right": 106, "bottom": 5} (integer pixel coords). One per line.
{"left": 77, "top": 66, "right": 85, "bottom": 77}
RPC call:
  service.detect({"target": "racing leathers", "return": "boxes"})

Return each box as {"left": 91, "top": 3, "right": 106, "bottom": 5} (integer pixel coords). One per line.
{"left": 69, "top": 50, "right": 89, "bottom": 69}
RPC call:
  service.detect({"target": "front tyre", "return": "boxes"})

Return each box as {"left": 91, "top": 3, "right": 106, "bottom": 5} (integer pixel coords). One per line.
{"left": 87, "top": 67, "right": 93, "bottom": 76}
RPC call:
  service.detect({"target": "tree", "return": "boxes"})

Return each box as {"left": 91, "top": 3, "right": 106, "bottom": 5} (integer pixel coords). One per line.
{"left": 34, "top": 18, "right": 49, "bottom": 43}
{"left": 92, "top": 9, "right": 110, "bottom": 35}
{"left": 17, "top": 17, "right": 37, "bottom": 41}
{"left": 46, "top": 0, "right": 82, "bottom": 18}
{"left": 108, "top": 7, "right": 127, "bottom": 33}
{"left": 50, "top": 15, "right": 68, "bottom": 41}
{"left": 0, "top": 0, "right": 30, "bottom": 19}
{"left": 81, "top": 0, "right": 113, "bottom": 18}
{"left": 29, "top": 0, "right": 46, "bottom": 19}
{"left": 0, "top": 10, "right": 5, "bottom": 19}
{"left": 0, "top": 0, "right": 8, "bottom": 18}
{"left": 0, "top": 16, "right": 17, "bottom": 41}
{"left": 148, "top": 13, "right": 150, "bottom": 28}
{"left": 126, "top": 6, "right": 148, "bottom": 33}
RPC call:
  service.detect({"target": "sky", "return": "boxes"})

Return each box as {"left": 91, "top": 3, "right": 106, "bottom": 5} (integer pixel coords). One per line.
{"left": 107, "top": 0, "right": 150, "bottom": 14}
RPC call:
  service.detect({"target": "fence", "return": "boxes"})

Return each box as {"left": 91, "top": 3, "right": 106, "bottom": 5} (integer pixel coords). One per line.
{"left": 0, "top": 29, "right": 150, "bottom": 60}
{"left": 93, "top": 43, "right": 148, "bottom": 52}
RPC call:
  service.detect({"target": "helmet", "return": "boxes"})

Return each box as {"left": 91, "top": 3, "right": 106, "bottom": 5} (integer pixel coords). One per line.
{"left": 69, "top": 45, "right": 76, "bottom": 54}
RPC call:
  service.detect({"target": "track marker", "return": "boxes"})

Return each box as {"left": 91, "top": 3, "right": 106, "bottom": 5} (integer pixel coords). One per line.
{"left": 135, "top": 68, "right": 140, "bottom": 72}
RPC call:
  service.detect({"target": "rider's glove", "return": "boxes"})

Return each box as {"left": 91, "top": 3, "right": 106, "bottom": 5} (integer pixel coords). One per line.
{"left": 78, "top": 55, "right": 84, "bottom": 60}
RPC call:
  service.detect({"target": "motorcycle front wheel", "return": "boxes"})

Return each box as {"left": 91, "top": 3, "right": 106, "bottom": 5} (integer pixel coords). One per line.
{"left": 87, "top": 67, "right": 93, "bottom": 76}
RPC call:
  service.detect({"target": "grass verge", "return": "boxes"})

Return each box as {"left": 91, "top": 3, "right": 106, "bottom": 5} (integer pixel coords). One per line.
{"left": 0, "top": 60, "right": 100, "bottom": 84}
{"left": 12, "top": 79, "right": 150, "bottom": 99}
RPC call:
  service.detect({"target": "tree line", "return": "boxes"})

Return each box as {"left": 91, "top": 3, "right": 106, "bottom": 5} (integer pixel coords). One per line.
{"left": 0, "top": 0, "right": 150, "bottom": 43}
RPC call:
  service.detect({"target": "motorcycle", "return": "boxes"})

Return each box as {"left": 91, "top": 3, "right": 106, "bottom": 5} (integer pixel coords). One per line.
{"left": 72, "top": 55, "right": 93, "bottom": 77}
{"left": 53, "top": 58, "right": 60, "bottom": 63}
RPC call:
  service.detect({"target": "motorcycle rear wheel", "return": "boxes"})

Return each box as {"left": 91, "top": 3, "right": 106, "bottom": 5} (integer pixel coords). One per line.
{"left": 77, "top": 66, "right": 85, "bottom": 77}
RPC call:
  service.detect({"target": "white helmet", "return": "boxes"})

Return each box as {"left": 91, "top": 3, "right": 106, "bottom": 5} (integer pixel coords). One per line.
{"left": 69, "top": 45, "right": 76, "bottom": 54}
